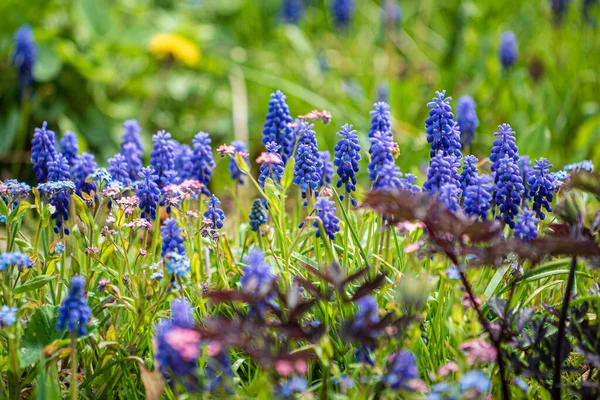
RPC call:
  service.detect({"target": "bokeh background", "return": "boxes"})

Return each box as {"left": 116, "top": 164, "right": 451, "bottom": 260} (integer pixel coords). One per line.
{"left": 0, "top": 0, "right": 599, "bottom": 196}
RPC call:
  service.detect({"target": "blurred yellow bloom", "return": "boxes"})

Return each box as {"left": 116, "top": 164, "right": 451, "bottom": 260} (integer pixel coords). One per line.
{"left": 148, "top": 33, "right": 200, "bottom": 66}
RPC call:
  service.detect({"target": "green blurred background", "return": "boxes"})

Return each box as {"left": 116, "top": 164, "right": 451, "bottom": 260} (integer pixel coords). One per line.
{"left": 0, "top": 0, "right": 599, "bottom": 194}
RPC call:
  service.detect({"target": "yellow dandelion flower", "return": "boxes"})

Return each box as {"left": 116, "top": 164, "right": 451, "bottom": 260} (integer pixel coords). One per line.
{"left": 148, "top": 33, "right": 200, "bottom": 67}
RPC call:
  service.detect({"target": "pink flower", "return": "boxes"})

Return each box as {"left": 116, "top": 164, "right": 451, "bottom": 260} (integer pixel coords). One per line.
{"left": 85, "top": 247, "right": 99, "bottom": 255}
{"left": 396, "top": 221, "right": 425, "bottom": 233}
{"left": 140, "top": 248, "right": 147, "bottom": 255}
{"left": 460, "top": 339, "right": 497, "bottom": 364}
{"left": 404, "top": 241, "right": 423, "bottom": 253}
{"left": 299, "top": 109, "right": 332, "bottom": 125}
{"left": 437, "top": 361, "right": 459, "bottom": 377}
{"left": 217, "top": 144, "right": 236, "bottom": 157}
{"left": 256, "top": 152, "right": 282, "bottom": 165}
{"left": 406, "top": 379, "right": 428, "bottom": 393}
{"left": 164, "top": 327, "right": 202, "bottom": 362}
{"left": 207, "top": 340, "right": 222, "bottom": 357}
{"left": 319, "top": 187, "right": 333, "bottom": 198}
{"left": 275, "top": 360, "right": 294, "bottom": 377}
{"left": 186, "top": 210, "right": 199, "bottom": 219}
{"left": 294, "top": 360, "right": 308, "bottom": 375}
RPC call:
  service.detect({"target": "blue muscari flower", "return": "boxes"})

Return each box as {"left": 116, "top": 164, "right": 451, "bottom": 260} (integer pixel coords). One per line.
{"left": 150, "top": 130, "right": 176, "bottom": 189}
{"left": 241, "top": 249, "right": 275, "bottom": 295}
{"left": 55, "top": 242, "right": 65, "bottom": 255}
{"left": 384, "top": 350, "right": 418, "bottom": 390}
{"left": 48, "top": 154, "right": 72, "bottom": 235}
{"left": 377, "top": 82, "right": 389, "bottom": 103}
{"left": 262, "top": 91, "right": 295, "bottom": 164}
{"left": 369, "top": 102, "right": 393, "bottom": 140}
{"left": 0, "top": 305, "right": 18, "bottom": 327}
{"left": 564, "top": 159, "right": 594, "bottom": 173}
{"left": 56, "top": 276, "right": 91, "bottom": 337}
{"left": 191, "top": 132, "right": 215, "bottom": 196}
{"left": 459, "top": 370, "right": 491, "bottom": 394}
{"left": 399, "top": 173, "right": 421, "bottom": 193}
{"left": 456, "top": 95, "right": 478, "bottom": 148}
{"left": 499, "top": 31, "right": 518, "bottom": 69}
{"left": 438, "top": 183, "right": 461, "bottom": 213}
{"left": 528, "top": 158, "right": 555, "bottom": 219}
{"left": 493, "top": 156, "right": 525, "bottom": 228}
{"left": 258, "top": 142, "right": 285, "bottom": 188}
{"left": 319, "top": 151, "right": 334, "bottom": 187}
{"left": 425, "top": 90, "right": 462, "bottom": 158}
{"left": 136, "top": 167, "right": 161, "bottom": 221}
{"left": 229, "top": 140, "right": 249, "bottom": 184}
{"left": 372, "top": 162, "right": 402, "bottom": 192}
{"left": 121, "top": 119, "right": 143, "bottom": 154}
{"left": 293, "top": 123, "right": 322, "bottom": 206}
{"left": 154, "top": 299, "right": 199, "bottom": 379}
{"left": 281, "top": 0, "right": 304, "bottom": 24}
{"left": 31, "top": 122, "right": 57, "bottom": 184}
{"left": 353, "top": 296, "right": 379, "bottom": 329}
{"left": 334, "top": 124, "right": 361, "bottom": 205}
{"left": 464, "top": 176, "right": 493, "bottom": 220}
{"left": 489, "top": 123, "right": 519, "bottom": 172}
{"left": 519, "top": 155, "right": 534, "bottom": 201}
{"left": 459, "top": 155, "right": 479, "bottom": 196}
{"left": 161, "top": 218, "right": 186, "bottom": 258}
{"left": 12, "top": 25, "right": 37, "bottom": 97}
{"left": 514, "top": 209, "right": 539, "bottom": 241}
{"left": 368, "top": 131, "right": 395, "bottom": 182}
{"left": 121, "top": 142, "right": 143, "bottom": 183}
{"left": 313, "top": 196, "right": 340, "bottom": 240}
{"left": 423, "top": 152, "right": 460, "bottom": 193}
{"left": 278, "top": 376, "right": 308, "bottom": 398}
{"left": 0, "top": 251, "right": 33, "bottom": 272}
{"left": 174, "top": 144, "right": 194, "bottom": 181}
{"left": 249, "top": 199, "right": 267, "bottom": 233}
{"left": 165, "top": 253, "right": 190, "bottom": 276}
{"left": 332, "top": 0, "right": 355, "bottom": 29}
{"left": 60, "top": 131, "right": 79, "bottom": 167}
{"left": 108, "top": 153, "right": 132, "bottom": 187}
{"left": 203, "top": 195, "right": 225, "bottom": 230}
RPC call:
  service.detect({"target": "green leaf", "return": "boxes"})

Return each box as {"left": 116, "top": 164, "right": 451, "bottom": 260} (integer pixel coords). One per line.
{"left": 14, "top": 275, "right": 58, "bottom": 297}
{"left": 20, "top": 305, "right": 60, "bottom": 368}
{"left": 33, "top": 43, "right": 62, "bottom": 82}
{"left": 7, "top": 201, "right": 32, "bottom": 226}
{"left": 483, "top": 266, "right": 509, "bottom": 299}
{"left": 281, "top": 156, "right": 295, "bottom": 191}
{"left": 0, "top": 107, "right": 21, "bottom": 153}
{"left": 79, "top": 0, "right": 111, "bottom": 36}
{"left": 72, "top": 194, "right": 93, "bottom": 228}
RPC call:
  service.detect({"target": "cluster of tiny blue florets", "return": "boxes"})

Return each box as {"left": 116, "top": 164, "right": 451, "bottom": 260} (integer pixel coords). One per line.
{"left": 293, "top": 123, "right": 322, "bottom": 205}
{"left": 334, "top": 124, "right": 361, "bottom": 206}
{"left": 313, "top": 196, "right": 340, "bottom": 240}
{"left": 136, "top": 167, "right": 161, "bottom": 221}
{"left": 161, "top": 218, "right": 186, "bottom": 257}
{"left": 204, "top": 195, "right": 226, "bottom": 230}
{"left": 425, "top": 91, "right": 462, "bottom": 158}
{"left": 56, "top": 276, "right": 91, "bottom": 337}
{"left": 249, "top": 198, "right": 268, "bottom": 232}
{"left": 262, "top": 91, "right": 295, "bottom": 164}
{"left": 191, "top": 132, "right": 215, "bottom": 196}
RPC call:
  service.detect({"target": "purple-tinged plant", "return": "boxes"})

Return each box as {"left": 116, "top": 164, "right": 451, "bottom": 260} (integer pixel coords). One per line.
{"left": 174, "top": 144, "right": 194, "bottom": 181}
{"left": 154, "top": 299, "right": 200, "bottom": 380}
{"left": 425, "top": 90, "right": 462, "bottom": 158}
{"left": 249, "top": 198, "right": 267, "bottom": 233}
{"left": 31, "top": 122, "right": 57, "bottom": 184}
{"left": 313, "top": 196, "right": 340, "bottom": 240}
{"left": 0, "top": 305, "right": 17, "bottom": 327}
{"left": 229, "top": 140, "right": 249, "bottom": 184}
{"left": 203, "top": 195, "right": 225, "bottom": 230}
{"left": 564, "top": 160, "right": 594, "bottom": 173}
{"left": 136, "top": 167, "right": 161, "bottom": 221}
{"left": 463, "top": 176, "right": 493, "bottom": 220}
{"left": 490, "top": 123, "right": 519, "bottom": 172}
{"left": 262, "top": 90, "right": 295, "bottom": 164}
{"left": 48, "top": 154, "right": 72, "bottom": 235}
{"left": 60, "top": 131, "right": 79, "bottom": 167}
{"left": 56, "top": 276, "right": 91, "bottom": 337}
{"left": 191, "top": 132, "right": 215, "bottom": 196}
{"left": 241, "top": 249, "right": 275, "bottom": 295}
{"left": 108, "top": 153, "right": 132, "bottom": 187}
{"left": 161, "top": 218, "right": 186, "bottom": 257}
{"left": 281, "top": 0, "right": 304, "bottom": 24}
{"left": 0, "top": 251, "right": 33, "bottom": 272}
{"left": 334, "top": 124, "right": 361, "bottom": 205}
{"left": 121, "top": 142, "right": 143, "bottom": 183}
{"left": 278, "top": 376, "right": 308, "bottom": 398}
{"left": 438, "top": 183, "right": 461, "bottom": 213}
{"left": 499, "top": 31, "right": 518, "bottom": 70}
{"left": 319, "top": 151, "right": 334, "bottom": 187}
{"left": 368, "top": 130, "right": 395, "bottom": 182}
{"left": 459, "top": 155, "right": 479, "bottom": 196}
{"left": 423, "top": 152, "right": 460, "bottom": 193}
{"left": 121, "top": 119, "right": 143, "bottom": 154}
{"left": 456, "top": 95, "right": 478, "bottom": 148}
{"left": 258, "top": 143, "right": 285, "bottom": 188}
{"left": 332, "top": 0, "right": 355, "bottom": 29}
{"left": 369, "top": 102, "right": 393, "bottom": 140}
{"left": 372, "top": 162, "right": 402, "bottom": 192}
{"left": 493, "top": 156, "right": 525, "bottom": 228}
{"left": 384, "top": 350, "right": 418, "bottom": 390}
{"left": 528, "top": 158, "right": 555, "bottom": 219}
{"left": 150, "top": 130, "right": 176, "bottom": 189}
{"left": 514, "top": 210, "right": 539, "bottom": 241}
{"left": 12, "top": 25, "right": 36, "bottom": 97}
{"left": 293, "top": 123, "right": 322, "bottom": 206}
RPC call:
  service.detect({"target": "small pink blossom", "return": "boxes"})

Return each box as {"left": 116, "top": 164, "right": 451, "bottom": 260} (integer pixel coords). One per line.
{"left": 275, "top": 361, "right": 294, "bottom": 377}
{"left": 294, "top": 360, "right": 308, "bottom": 375}
{"left": 217, "top": 144, "right": 236, "bottom": 157}
{"left": 396, "top": 221, "right": 425, "bottom": 232}
{"left": 299, "top": 109, "right": 332, "bottom": 125}
{"left": 404, "top": 241, "right": 423, "bottom": 253}
{"left": 406, "top": 379, "right": 428, "bottom": 393}
{"left": 256, "top": 152, "right": 282, "bottom": 165}
{"left": 460, "top": 339, "right": 497, "bottom": 364}
{"left": 85, "top": 247, "right": 100, "bottom": 255}
{"left": 207, "top": 341, "right": 222, "bottom": 356}
{"left": 186, "top": 210, "right": 199, "bottom": 219}
{"left": 462, "top": 293, "right": 482, "bottom": 308}
{"left": 437, "top": 361, "right": 459, "bottom": 377}
{"left": 319, "top": 187, "right": 333, "bottom": 198}
{"left": 164, "top": 327, "right": 202, "bottom": 362}
{"left": 140, "top": 249, "right": 147, "bottom": 255}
